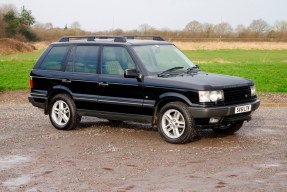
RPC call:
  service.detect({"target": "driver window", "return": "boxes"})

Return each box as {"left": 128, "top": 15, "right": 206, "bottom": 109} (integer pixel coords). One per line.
{"left": 102, "top": 47, "right": 136, "bottom": 75}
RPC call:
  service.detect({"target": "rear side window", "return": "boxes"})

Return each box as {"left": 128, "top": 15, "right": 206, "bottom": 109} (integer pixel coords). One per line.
{"left": 39, "top": 46, "right": 69, "bottom": 71}
{"left": 66, "top": 46, "right": 99, "bottom": 73}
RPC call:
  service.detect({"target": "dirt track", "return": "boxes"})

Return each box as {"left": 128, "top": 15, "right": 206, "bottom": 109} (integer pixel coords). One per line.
{"left": 0, "top": 91, "right": 286, "bottom": 192}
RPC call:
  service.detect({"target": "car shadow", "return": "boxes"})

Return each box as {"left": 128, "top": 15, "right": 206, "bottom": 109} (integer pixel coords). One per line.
{"left": 76, "top": 119, "right": 158, "bottom": 132}
{"left": 75, "top": 118, "right": 232, "bottom": 141}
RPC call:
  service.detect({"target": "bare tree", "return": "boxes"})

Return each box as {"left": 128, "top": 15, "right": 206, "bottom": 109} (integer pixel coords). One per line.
{"left": 201, "top": 23, "right": 214, "bottom": 38}
{"left": 236, "top": 24, "right": 246, "bottom": 33}
{"left": 112, "top": 28, "right": 123, "bottom": 35}
{"left": 138, "top": 24, "right": 153, "bottom": 34}
{"left": 33, "top": 22, "right": 44, "bottom": 29}
{"left": 44, "top": 22, "right": 53, "bottom": 29}
{"left": 70, "top": 21, "right": 81, "bottom": 29}
{"left": 34, "top": 22, "right": 53, "bottom": 29}
{"left": 184, "top": 20, "right": 203, "bottom": 33}
{"left": 249, "top": 19, "right": 270, "bottom": 33}
{"left": 213, "top": 22, "right": 233, "bottom": 37}
{"left": 273, "top": 20, "right": 287, "bottom": 32}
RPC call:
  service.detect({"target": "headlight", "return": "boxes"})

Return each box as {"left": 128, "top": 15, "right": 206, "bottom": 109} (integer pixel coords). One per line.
{"left": 199, "top": 90, "right": 224, "bottom": 103}
{"left": 250, "top": 85, "right": 256, "bottom": 96}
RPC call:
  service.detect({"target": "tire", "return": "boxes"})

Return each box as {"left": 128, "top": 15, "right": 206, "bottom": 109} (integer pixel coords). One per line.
{"left": 212, "top": 122, "right": 244, "bottom": 135}
{"left": 48, "top": 94, "right": 81, "bottom": 130}
{"left": 157, "top": 102, "right": 197, "bottom": 144}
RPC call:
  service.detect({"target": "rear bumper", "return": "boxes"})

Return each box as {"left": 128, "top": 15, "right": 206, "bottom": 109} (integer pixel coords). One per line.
{"left": 28, "top": 96, "right": 45, "bottom": 109}
{"left": 189, "top": 100, "right": 260, "bottom": 118}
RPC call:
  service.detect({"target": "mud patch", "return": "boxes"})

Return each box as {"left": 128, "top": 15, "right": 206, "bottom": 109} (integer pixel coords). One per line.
{"left": 215, "top": 181, "right": 227, "bottom": 188}
{"left": 103, "top": 167, "right": 114, "bottom": 171}
{"left": 115, "top": 184, "right": 135, "bottom": 192}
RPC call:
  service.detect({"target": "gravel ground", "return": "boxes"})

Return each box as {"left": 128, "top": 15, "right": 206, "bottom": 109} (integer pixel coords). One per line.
{"left": 0, "top": 91, "right": 286, "bottom": 192}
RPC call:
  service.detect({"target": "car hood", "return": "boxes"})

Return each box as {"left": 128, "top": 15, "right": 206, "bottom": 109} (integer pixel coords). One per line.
{"left": 145, "top": 72, "right": 253, "bottom": 90}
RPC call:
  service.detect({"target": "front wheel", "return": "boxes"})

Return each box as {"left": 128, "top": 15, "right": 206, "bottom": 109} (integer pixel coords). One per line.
{"left": 158, "top": 102, "right": 197, "bottom": 144}
{"left": 212, "top": 122, "right": 244, "bottom": 135}
{"left": 48, "top": 94, "right": 81, "bottom": 130}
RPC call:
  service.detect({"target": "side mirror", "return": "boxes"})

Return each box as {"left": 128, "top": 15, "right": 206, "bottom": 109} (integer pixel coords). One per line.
{"left": 124, "top": 69, "right": 139, "bottom": 78}
{"left": 124, "top": 69, "right": 143, "bottom": 82}
{"left": 195, "top": 64, "right": 200, "bottom": 69}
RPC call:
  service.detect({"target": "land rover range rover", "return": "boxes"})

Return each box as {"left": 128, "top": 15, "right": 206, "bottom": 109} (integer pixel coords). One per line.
{"left": 29, "top": 36, "right": 260, "bottom": 144}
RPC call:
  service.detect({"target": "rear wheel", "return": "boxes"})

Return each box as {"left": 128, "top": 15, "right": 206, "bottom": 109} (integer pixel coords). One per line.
{"left": 158, "top": 102, "right": 197, "bottom": 144}
{"left": 212, "top": 122, "right": 244, "bottom": 135}
{"left": 48, "top": 94, "right": 81, "bottom": 130}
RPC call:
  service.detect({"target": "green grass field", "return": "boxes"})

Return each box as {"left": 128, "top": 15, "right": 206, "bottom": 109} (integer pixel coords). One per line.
{"left": 0, "top": 50, "right": 44, "bottom": 90}
{"left": 183, "top": 50, "right": 287, "bottom": 92}
{"left": 0, "top": 49, "right": 286, "bottom": 92}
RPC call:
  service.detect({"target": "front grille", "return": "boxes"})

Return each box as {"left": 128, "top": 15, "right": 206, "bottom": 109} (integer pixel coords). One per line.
{"left": 224, "top": 86, "right": 252, "bottom": 105}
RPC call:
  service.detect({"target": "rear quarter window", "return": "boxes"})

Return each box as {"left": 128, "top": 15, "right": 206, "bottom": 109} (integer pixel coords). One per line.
{"left": 39, "top": 46, "right": 69, "bottom": 71}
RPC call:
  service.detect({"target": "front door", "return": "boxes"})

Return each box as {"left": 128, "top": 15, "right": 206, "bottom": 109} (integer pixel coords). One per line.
{"left": 97, "top": 46, "right": 148, "bottom": 119}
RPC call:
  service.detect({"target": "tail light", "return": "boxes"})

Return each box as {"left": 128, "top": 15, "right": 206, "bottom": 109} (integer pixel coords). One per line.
{"left": 29, "top": 76, "right": 33, "bottom": 89}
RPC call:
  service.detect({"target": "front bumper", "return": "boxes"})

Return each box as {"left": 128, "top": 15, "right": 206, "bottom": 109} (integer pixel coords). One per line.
{"left": 189, "top": 100, "right": 260, "bottom": 118}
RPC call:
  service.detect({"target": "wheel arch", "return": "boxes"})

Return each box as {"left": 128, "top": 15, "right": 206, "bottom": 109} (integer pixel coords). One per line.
{"left": 44, "top": 86, "right": 73, "bottom": 114}
{"left": 152, "top": 92, "right": 193, "bottom": 126}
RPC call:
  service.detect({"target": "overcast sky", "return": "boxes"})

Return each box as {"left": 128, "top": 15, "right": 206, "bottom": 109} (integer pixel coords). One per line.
{"left": 1, "top": 0, "right": 287, "bottom": 31}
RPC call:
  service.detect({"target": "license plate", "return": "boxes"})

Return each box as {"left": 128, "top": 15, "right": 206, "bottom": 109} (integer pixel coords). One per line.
{"left": 235, "top": 105, "right": 251, "bottom": 114}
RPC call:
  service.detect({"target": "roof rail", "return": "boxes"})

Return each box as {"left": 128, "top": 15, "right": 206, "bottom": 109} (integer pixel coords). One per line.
{"left": 58, "top": 35, "right": 165, "bottom": 43}
{"left": 58, "top": 36, "right": 127, "bottom": 43}
{"left": 125, "top": 35, "right": 165, "bottom": 41}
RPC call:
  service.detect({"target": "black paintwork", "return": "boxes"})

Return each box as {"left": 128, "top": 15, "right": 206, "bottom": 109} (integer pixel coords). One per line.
{"left": 29, "top": 36, "right": 260, "bottom": 127}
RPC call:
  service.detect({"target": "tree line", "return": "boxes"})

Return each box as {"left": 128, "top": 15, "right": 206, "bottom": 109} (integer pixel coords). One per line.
{"left": 1, "top": 4, "right": 287, "bottom": 42}
{"left": 0, "top": 4, "right": 37, "bottom": 41}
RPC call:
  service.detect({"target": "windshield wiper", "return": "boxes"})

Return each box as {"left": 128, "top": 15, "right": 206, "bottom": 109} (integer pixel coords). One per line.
{"left": 186, "top": 65, "right": 199, "bottom": 73}
{"left": 157, "top": 67, "right": 184, "bottom": 77}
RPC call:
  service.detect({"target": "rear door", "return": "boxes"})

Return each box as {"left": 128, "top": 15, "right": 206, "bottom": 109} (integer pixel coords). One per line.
{"left": 63, "top": 45, "right": 100, "bottom": 110}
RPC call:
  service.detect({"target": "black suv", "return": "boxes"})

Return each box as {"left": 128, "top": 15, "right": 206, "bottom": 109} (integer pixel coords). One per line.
{"left": 29, "top": 35, "right": 260, "bottom": 144}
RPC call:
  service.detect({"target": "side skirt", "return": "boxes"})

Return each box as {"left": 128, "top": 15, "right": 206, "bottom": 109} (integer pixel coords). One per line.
{"left": 77, "top": 109, "right": 153, "bottom": 123}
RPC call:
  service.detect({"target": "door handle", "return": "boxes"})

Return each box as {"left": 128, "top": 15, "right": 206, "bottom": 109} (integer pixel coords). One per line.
{"left": 62, "top": 79, "right": 71, "bottom": 83}
{"left": 98, "top": 82, "right": 109, "bottom": 87}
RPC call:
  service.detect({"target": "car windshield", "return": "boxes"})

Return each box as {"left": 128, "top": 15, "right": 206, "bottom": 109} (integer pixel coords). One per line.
{"left": 132, "top": 44, "right": 195, "bottom": 74}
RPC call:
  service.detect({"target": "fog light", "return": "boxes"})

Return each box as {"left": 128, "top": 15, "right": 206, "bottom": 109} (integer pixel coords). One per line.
{"left": 209, "top": 117, "right": 220, "bottom": 124}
